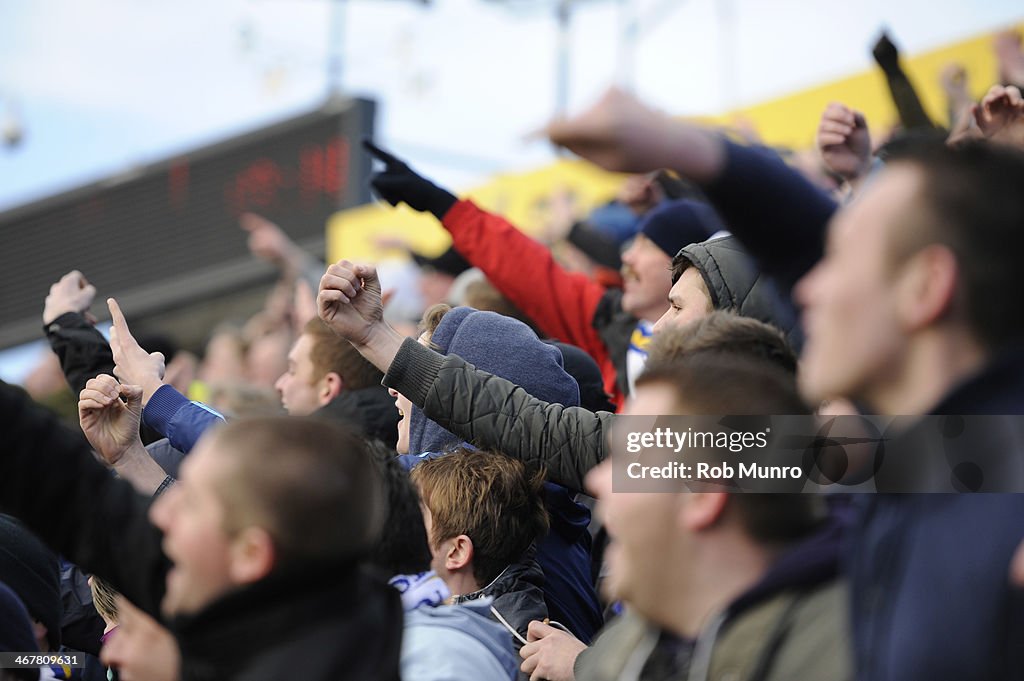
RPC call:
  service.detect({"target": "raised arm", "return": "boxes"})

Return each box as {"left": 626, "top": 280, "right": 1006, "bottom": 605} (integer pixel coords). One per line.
{"left": 546, "top": 88, "right": 838, "bottom": 291}
{"left": 0, "top": 380, "right": 169, "bottom": 619}
{"left": 317, "top": 261, "right": 608, "bottom": 492}
{"left": 42, "top": 270, "right": 114, "bottom": 395}
{"left": 871, "top": 31, "right": 937, "bottom": 132}
{"left": 363, "top": 141, "right": 614, "bottom": 362}
{"left": 107, "top": 298, "right": 224, "bottom": 453}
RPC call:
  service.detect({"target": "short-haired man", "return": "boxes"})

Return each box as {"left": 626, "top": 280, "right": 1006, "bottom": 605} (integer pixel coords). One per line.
{"left": 275, "top": 318, "right": 398, "bottom": 446}
{"left": 0, "top": 383, "right": 403, "bottom": 681}
{"left": 411, "top": 448, "right": 550, "bottom": 644}
{"left": 568, "top": 352, "right": 849, "bottom": 681}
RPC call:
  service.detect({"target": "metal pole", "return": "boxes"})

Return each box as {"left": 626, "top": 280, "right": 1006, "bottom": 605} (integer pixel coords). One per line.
{"left": 616, "top": 0, "right": 636, "bottom": 90}
{"left": 555, "top": 0, "right": 572, "bottom": 117}
{"left": 327, "top": 0, "right": 346, "bottom": 97}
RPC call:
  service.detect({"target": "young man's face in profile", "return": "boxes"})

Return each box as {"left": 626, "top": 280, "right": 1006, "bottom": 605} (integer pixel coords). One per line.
{"left": 795, "top": 165, "right": 922, "bottom": 406}
{"left": 275, "top": 333, "right": 326, "bottom": 416}
{"left": 586, "top": 382, "right": 689, "bottom": 617}
{"left": 148, "top": 436, "right": 240, "bottom": 617}
{"left": 652, "top": 266, "right": 714, "bottom": 335}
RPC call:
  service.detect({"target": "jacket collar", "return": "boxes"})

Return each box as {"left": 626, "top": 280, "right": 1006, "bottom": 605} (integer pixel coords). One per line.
{"left": 170, "top": 561, "right": 372, "bottom": 677}
{"left": 928, "top": 345, "right": 1024, "bottom": 416}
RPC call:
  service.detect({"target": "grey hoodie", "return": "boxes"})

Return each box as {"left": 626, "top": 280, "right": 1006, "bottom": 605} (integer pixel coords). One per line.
{"left": 402, "top": 599, "right": 518, "bottom": 681}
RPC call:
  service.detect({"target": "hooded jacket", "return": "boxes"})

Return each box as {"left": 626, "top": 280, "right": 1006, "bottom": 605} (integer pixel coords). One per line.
{"left": 398, "top": 307, "right": 604, "bottom": 643}
{"left": 314, "top": 383, "right": 400, "bottom": 449}
{"left": 574, "top": 516, "right": 851, "bottom": 681}
{"left": 448, "top": 550, "right": 549, "bottom": 648}
{"left": 402, "top": 599, "right": 519, "bottom": 681}
{"left": 675, "top": 235, "right": 801, "bottom": 351}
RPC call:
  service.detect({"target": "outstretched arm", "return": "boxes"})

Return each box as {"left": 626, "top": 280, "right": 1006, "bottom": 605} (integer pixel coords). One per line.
{"left": 363, "top": 141, "right": 618, "bottom": 397}
{"left": 546, "top": 89, "right": 837, "bottom": 292}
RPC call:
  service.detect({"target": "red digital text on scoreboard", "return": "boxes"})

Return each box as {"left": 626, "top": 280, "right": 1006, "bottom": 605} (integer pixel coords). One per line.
{"left": 223, "top": 136, "right": 351, "bottom": 216}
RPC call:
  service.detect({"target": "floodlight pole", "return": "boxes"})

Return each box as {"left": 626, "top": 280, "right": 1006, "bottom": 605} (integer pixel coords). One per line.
{"left": 327, "top": 0, "right": 346, "bottom": 97}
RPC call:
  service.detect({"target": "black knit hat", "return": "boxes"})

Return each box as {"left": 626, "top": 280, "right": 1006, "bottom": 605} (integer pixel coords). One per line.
{"left": 547, "top": 341, "right": 616, "bottom": 414}
{"left": 0, "top": 515, "right": 61, "bottom": 652}
{"left": 638, "top": 199, "right": 723, "bottom": 258}
{"left": 0, "top": 580, "right": 39, "bottom": 681}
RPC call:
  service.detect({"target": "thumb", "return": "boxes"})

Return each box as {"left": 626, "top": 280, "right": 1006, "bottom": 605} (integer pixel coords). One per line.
{"left": 120, "top": 384, "right": 144, "bottom": 411}
{"left": 526, "top": 620, "right": 556, "bottom": 642}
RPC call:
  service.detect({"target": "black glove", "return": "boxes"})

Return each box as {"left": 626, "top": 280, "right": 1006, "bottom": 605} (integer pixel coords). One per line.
{"left": 363, "top": 139, "right": 457, "bottom": 220}
{"left": 872, "top": 31, "right": 901, "bottom": 74}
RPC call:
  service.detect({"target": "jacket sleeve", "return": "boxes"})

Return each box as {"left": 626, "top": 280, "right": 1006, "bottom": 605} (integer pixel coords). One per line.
{"left": 384, "top": 338, "right": 609, "bottom": 493}
{"left": 44, "top": 312, "right": 115, "bottom": 395}
{"left": 701, "top": 141, "right": 838, "bottom": 293}
{"left": 441, "top": 200, "right": 614, "bottom": 379}
{"left": 143, "top": 384, "right": 225, "bottom": 454}
{"left": 0, "top": 381, "right": 169, "bottom": 619}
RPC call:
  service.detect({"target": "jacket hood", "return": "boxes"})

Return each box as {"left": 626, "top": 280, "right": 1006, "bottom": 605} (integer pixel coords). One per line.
{"left": 409, "top": 307, "right": 580, "bottom": 455}
{"left": 546, "top": 341, "right": 616, "bottom": 413}
{"left": 677, "top": 235, "right": 802, "bottom": 351}
{"left": 315, "top": 383, "right": 400, "bottom": 449}
{"left": 404, "top": 600, "right": 519, "bottom": 679}
{"left": 725, "top": 513, "right": 843, "bottom": 619}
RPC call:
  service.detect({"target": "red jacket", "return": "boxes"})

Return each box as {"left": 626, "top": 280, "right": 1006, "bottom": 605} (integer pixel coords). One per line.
{"left": 442, "top": 200, "right": 634, "bottom": 410}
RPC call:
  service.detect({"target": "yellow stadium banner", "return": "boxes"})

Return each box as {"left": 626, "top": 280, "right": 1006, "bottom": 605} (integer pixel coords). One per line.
{"left": 710, "top": 20, "right": 1024, "bottom": 149}
{"left": 328, "top": 20, "right": 1023, "bottom": 264}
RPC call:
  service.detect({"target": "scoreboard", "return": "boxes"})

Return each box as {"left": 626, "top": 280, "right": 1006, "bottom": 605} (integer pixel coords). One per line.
{"left": 0, "top": 96, "right": 375, "bottom": 349}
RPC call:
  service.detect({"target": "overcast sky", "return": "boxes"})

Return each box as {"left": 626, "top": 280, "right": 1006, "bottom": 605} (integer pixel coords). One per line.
{"left": 1, "top": 0, "right": 1020, "bottom": 211}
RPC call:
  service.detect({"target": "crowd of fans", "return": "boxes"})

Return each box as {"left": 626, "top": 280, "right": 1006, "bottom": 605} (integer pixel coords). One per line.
{"left": 2, "top": 26, "right": 1024, "bottom": 681}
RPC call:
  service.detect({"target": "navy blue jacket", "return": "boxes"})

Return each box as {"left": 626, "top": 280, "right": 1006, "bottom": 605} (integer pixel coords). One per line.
{"left": 700, "top": 139, "right": 1024, "bottom": 681}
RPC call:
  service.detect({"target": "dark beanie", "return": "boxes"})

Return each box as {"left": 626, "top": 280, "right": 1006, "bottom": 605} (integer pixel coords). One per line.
{"left": 0, "top": 515, "right": 62, "bottom": 652}
{"left": 0, "top": 581, "right": 39, "bottom": 681}
{"left": 547, "top": 341, "right": 616, "bottom": 414}
{"left": 639, "top": 199, "right": 723, "bottom": 258}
